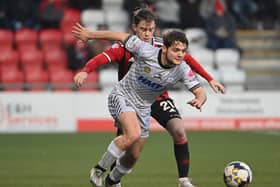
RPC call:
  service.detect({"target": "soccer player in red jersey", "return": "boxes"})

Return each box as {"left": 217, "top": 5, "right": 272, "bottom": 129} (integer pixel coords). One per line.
{"left": 73, "top": 8, "right": 225, "bottom": 187}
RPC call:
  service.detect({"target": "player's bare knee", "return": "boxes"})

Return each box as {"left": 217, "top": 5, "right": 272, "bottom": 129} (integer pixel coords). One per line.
{"left": 168, "top": 122, "right": 184, "bottom": 136}
{"left": 123, "top": 133, "right": 141, "bottom": 148}
{"left": 171, "top": 127, "right": 187, "bottom": 143}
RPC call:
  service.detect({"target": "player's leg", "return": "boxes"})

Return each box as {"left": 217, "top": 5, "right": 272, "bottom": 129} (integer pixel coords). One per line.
{"left": 90, "top": 94, "right": 142, "bottom": 186}
{"left": 114, "top": 112, "right": 142, "bottom": 150}
{"left": 151, "top": 98, "right": 195, "bottom": 187}
{"left": 105, "top": 138, "right": 147, "bottom": 186}
{"left": 166, "top": 118, "right": 196, "bottom": 187}
{"left": 119, "top": 137, "right": 146, "bottom": 168}
{"left": 110, "top": 128, "right": 123, "bottom": 171}
{"left": 165, "top": 117, "right": 190, "bottom": 177}
{"left": 105, "top": 96, "right": 151, "bottom": 186}
{"left": 90, "top": 112, "right": 141, "bottom": 186}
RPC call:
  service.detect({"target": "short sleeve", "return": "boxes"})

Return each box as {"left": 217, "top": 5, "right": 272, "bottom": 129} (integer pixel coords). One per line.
{"left": 124, "top": 35, "right": 155, "bottom": 58}
{"left": 180, "top": 63, "right": 201, "bottom": 90}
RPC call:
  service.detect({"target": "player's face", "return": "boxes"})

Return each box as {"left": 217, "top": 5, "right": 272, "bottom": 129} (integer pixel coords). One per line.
{"left": 133, "top": 20, "right": 156, "bottom": 44}
{"left": 163, "top": 41, "right": 187, "bottom": 67}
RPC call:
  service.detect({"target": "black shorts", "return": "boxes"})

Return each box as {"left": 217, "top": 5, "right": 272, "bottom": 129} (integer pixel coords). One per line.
{"left": 151, "top": 98, "right": 181, "bottom": 128}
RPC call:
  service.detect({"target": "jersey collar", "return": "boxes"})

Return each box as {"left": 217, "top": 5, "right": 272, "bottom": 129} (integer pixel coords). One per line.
{"left": 158, "top": 49, "right": 172, "bottom": 69}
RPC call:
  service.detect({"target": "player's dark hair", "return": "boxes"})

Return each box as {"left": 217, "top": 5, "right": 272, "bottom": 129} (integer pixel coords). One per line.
{"left": 133, "top": 8, "right": 156, "bottom": 26}
{"left": 163, "top": 31, "right": 189, "bottom": 48}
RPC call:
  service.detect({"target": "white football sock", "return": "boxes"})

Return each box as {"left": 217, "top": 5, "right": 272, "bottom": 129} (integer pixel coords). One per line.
{"left": 109, "top": 158, "right": 132, "bottom": 182}
{"left": 98, "top": 141, "right": 124, "bottom": 169}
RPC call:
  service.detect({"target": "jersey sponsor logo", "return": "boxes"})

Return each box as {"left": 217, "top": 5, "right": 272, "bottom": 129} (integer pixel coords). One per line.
{"left": 188, "top": 69, "right": 195, "bottom": 77}
{"left": 144, "top": 67, "right": 151, "bottom": 73}
{"left": 137, "top": 76, "right": 164, "bottom": 91}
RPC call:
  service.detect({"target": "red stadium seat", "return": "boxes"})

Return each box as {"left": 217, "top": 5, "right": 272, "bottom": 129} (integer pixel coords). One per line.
{"left": 47, "top": 65, "right": 69, "bottom": 73}
{"left": 0, "top": 48, "right": 19, "bottom": 69}
{"left": 0, "top": 64, "right": 19, "bottom": 74}
{"left": 39, "top": 29, "right": 63, "bottom": 50}
{"left": 60, "top": 8, "right": 81, "bottom": 32}
{"left": 77, "top": 71, "right": 99, "bottom": 91}
{"left": 0, "top": 29, "right": 14, "bottom": 49}
{"left": 43, "top": 48, "right": 68, "bottom": 70}
{"left": 49, "top": 69, "right": 73, "bottom": 91}
{"left": 63, "top": 30, "right": 76, "bottom": 46}
{"left": 15, "top": 28, "right": 38, "bottom": 51}
{"left": 24, "top": 66, "right": 49, "bottom": 91}
{"left": 20, "top": 48, "right": 44, "bottom": 69}
{"left": 0, "top": 66, "right": 24, "bottom": 91}
{"left": 0, "top": 63, "right": 18, "bottom": 72}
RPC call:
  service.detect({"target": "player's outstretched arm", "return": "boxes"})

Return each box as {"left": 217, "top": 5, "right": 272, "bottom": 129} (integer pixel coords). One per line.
{"left": 209, "top": 79, "right": 225, "bottom": 94}
{"left": 187, "top": 86, "right": 207, "bottom": 111}
{"left": 72, "top": 23, "right": 129, "bottom": 43}
{"left": 184, "top": 54, "right": 225, "bottom": 94}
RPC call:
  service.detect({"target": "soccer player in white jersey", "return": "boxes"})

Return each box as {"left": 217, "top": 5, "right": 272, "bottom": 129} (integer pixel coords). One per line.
{"left": 74, "top": 8, "right": 224, "bottom": 187}
{"left": 73, "top": 23, "right": 207, "bottom": 187}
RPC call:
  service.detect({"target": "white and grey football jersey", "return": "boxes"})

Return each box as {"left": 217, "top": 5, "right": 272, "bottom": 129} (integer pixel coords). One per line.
{"left": 110, "top": 35, "right": 201, "bottom": 111}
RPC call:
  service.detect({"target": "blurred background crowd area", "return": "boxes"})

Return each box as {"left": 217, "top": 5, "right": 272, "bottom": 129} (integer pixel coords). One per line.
{"left": 0, "top": 0, "right": 279, "bottom": 92}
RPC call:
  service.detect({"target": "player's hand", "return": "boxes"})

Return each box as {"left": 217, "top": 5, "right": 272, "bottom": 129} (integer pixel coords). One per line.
{"left": 188, "top": 87, "right": 207, "bottom": 111}
{"left": 72, "top": 23, "right": 90, "bottom": 43}
{"left": 74, "top": 71, "right": 88, "bottom": 88}
{"left": 187, "top": 98, "right": 204, "bottom": 112}
{"left": 209, "top": 79, "right": 225, "bottom": 94}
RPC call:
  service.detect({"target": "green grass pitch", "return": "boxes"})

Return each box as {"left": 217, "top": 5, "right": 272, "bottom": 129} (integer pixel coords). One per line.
{"left": 0, "top": 131, "right": 279, "bottom": 187}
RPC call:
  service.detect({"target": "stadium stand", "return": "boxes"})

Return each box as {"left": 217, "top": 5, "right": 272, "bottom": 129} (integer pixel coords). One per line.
{"left": 99, "top": 68, "right": 118, "bottom": 92}
{"left": 0, "top": 0, "right": 279, "bottom": 92}
{"left": 219, "top": 68, "right": 247, "bottom": 91}
{"left": 23, "top": 66, "right": 49, "bottom": 91}
{"left": 60, "top": 9, "right": 81, "bottom": 47}
{"left": 60, "top": 8, "right": 81, "bottom": 32}
{"left": 0, "top": 48, "right": 19, "bottom": 69}
{"left": 20, "top": 48, "right": 44, "bottom": 70}
{"left": 106, "top": 10, "right": 129, "bottom": 32}
{"left": 39, "top": 29, "right": 63, "bottom": 50}
{"left": 237, "top": 30, "right": 280, "bottom": 90}
{"left": 49, "top": 69, "right": 73, "bottom": 91}
{"left": 184, "top": 28, "right": 208, "bottom": 51}
{"left": 214, "top": 48, "right": 246, "bottom": 91}
{"left": 81, "top": 9, "right": 105, "bottom": 30}
{"left": 75, "top": 71, "right": 99, "bottom": 92}
{"left": 215, "top": 48, "right": 240, "bottom": 70}
{"left": 15, "top": 28, "right": 38, "bottom": 51}
{"left": 43, "top": 48, "right": 68, "bottom": 71}
{"left": 62, "top": 30, "right": 76, "bottom": 47}
{"left": 0, "top": 29, "right": 14, "bottom": 50}
{"left": 102, "top": 0, "right": 123, "bottom": 11}
{"left": 189, "top": 48, "right": 215, "bottom": 70}
{"left": 0, "top": 66, "right": 24, "bottom": 91}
